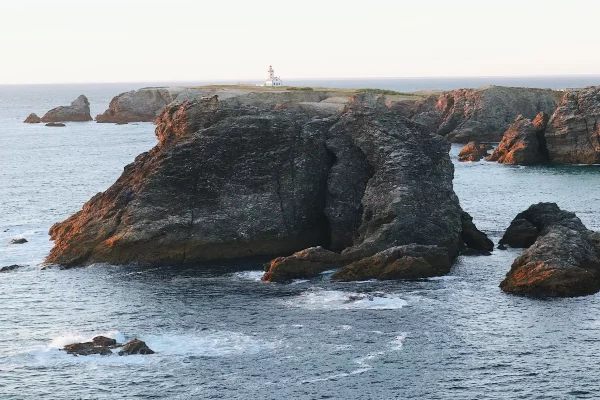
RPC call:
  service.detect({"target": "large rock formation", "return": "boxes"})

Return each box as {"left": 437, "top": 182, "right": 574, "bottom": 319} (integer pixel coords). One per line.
{"left": 41, "top": 95, "right": 92, "bottom": 122}
{"left": 46, "top": 95, "right": 490, "bottom": 281}
{"left": 487, "top": 113, "right": 549, "bottom": 165}
{"left": 457, "top": 142, "right": 492, "bottom": 162}
{"left": 96, "top": 88, "right": 181, "bottom": 123}
{"left": 412, "top": 86, "right": 561, "bottom": 142}
{"left": 544, "top": 86, "right": 600, "bottom": 164}
{"left": 500, "top": 203, "right": 600, "bottom": 297}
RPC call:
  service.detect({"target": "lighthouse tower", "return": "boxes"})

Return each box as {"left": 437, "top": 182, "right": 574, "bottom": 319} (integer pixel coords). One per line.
{"left": 265, "top": 65, "right": 283, "bottom": 87}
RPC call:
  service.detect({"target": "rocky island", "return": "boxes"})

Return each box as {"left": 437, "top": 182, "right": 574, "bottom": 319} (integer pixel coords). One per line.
{"left": 40, "top": 95, "right": 92, "bottom": 123}
{"left": 499, "top": 203, "right": 600, "bottom": 297}
{"left": 46, "top": 92, "right": 492, "bottom": 282}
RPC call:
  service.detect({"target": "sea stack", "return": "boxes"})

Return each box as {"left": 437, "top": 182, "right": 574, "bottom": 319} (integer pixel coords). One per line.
{"left": 46, "top": 94, "right": 491, "bottom": 282}
{"left": 41, "top": 95, "right": 92, "bottom": 122}
{"left": 487, "top": 113, "right": 550, "bottom": 165}
{"left": 500, "top": 203, "right": 600, "bottom": 297}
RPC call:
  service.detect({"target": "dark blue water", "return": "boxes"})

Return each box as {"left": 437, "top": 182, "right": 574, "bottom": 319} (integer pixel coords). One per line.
{"left": 1, "top": 80, "right": 600, "bottom": 399}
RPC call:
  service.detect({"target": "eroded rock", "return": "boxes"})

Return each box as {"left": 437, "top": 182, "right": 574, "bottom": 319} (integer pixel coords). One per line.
{"left": 41, "top": 95, "right": 92, "bottom": 123}
{"left": 487, "top": 113, "right": 549, "bottom": 165}
{"left": 412, "top": 86, "right": 561, "bottom": 142}
{"left": 500, "top": 203, "right": 600, "bottom": 297}
{"left": 63, "top": 342, "right": 113, "bottom": 356}
{"left": 545, "top": 86, "right": 600, "bottom": 164}
{"left": 457, "top": 142, "right": 492, "bottom": 162}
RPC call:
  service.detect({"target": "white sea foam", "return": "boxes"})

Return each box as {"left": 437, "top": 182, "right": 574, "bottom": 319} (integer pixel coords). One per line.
{"left": 428, "top": 275, "right": 461, "bottom": 281}
{"left": 285, "top": 290, "right": 408, "bottom": 310}
{"left": 233, "top": 270, "right": 264, "bottom": 282}
{"left": 389, "top": 333, "right": 408, "bottom": 351}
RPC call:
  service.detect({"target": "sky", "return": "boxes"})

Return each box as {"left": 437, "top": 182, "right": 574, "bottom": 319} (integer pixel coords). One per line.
{"left": 1, "top": 0, "right": 599, "bottom": 84}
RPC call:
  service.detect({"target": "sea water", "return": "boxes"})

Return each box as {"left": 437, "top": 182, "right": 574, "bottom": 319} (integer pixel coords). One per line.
{"left": 1, "top": 79, "right": 600, "bottom": 399}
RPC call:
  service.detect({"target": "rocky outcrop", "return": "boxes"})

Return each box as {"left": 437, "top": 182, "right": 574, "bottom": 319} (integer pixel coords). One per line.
{"left": 118, "top": 339, "right": 155, "bottom": 355}
{"left": 62, "top": 336, "right": 154, "bottom": 356}
{"left": 41, "top": 95, "right": 92, "bottom": 122}
{"left": 46, "top": 95, "right": 490, "bottom": 281}
{"left": 499, "top": 203, "right": 600, "bottom": 297}
{"left": 412, "top": 86, "right": 561, "bottom": 142}
{"left": 263, "top": 247, "right": 340, "bottom": 283}
{"left": 96, "top": 88, "right": 180, "bottom": 123}
{"left": 0, "top": 265, "right": 24, "bottom": 273}
{"left": 457, "top": 142, "right": 492, "bottom": 162}
{"left": 544, "top": 86, "right": 600, "bottom": 164}
{"left": 24, "top": 113, "right": 41, "bottom": 123}
{"left": 487, "top": 113, "right": 549, "bottom": 164}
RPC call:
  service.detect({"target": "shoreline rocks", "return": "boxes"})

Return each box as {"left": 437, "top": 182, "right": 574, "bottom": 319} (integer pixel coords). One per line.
{"left": 458, "top": 142, "right": 492, "bottom": 162}
{"left": 24, "top": 113, "right": 41, "bottom": 123}
{"left": 41, "top": 95, "right": 92, "bottom": 123}
{"left": 499, "top": 203, "right": 600, "bottom": 297}
{"left": 46, "top": 94, "right": 491, "bottom": 281}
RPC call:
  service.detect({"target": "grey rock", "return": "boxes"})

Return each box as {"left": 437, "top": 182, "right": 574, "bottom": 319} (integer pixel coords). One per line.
{"left": 41, "top": 95, "right": 92, "bottom": 122}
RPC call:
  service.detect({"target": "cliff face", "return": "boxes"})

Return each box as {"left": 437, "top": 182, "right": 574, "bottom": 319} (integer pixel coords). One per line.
{"left": 545, "top": 86, "right": 600, "bottom": 164}
{"left": 46, "top": 95, "right": 489, "bottom": 274}
{"left": 412, "top": 86, "right": 561, "bottom": 143}
{"left": 41, "top": 95, "right": 92, "bottom": 123}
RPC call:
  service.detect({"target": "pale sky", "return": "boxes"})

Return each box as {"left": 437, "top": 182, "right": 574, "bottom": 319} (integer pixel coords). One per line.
{"left": 1, "top": 0, "right": 599, "bottom": 84}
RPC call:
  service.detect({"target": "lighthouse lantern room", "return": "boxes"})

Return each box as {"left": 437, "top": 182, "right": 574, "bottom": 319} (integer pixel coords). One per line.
{"left": 265, "top": 65, "right": 283, "bottom": 87}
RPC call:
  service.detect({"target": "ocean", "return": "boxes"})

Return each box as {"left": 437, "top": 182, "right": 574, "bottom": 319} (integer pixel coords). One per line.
{"left": 1, "top": 77, "right": 600, "bottom": 399}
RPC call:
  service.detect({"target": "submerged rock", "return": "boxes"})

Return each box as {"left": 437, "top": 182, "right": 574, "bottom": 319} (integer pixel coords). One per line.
{"left": 41, "top": 95, "right": 92, "bottom": 123}
{"left": 412, "top": 86, "right": 561, "bottom": 142}
{"left": 45, "top": 122, "right": 66, "bottom": 127}
{"left": 500, "top": 203, "right": 600, "bottom": 297}
{"left": 118, "top": 339, "right": 154, "bottom": 355}
{"left": 487, "top": 113, "right": 549, "bottom": 165}
{"left": 46, "top": 95, "right": 491, "bottom": 282}
{"left": 545, "top": 86, "right": 600, "bottom": 164}
{"left": 24, "top": 113, "right": 41, "bottom": 123}
{"left": 8, "top": 238, "right": 27, "bottom": 245}
{"left": 0, "top": 264, "right": 24, "bottom": 273}
{"left": 457, "top": 141, "right": 492, "bottom": 162}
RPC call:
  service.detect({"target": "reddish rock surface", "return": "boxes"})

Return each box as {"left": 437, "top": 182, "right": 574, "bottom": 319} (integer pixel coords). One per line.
{"left": 457, "top": 142, "right": 492, "bottom": 162}
{"left": 24, "top": 113, "right": 41, "bottom": 123}
{"left": 487, "top": 113, "right": 549, "bottom": 165}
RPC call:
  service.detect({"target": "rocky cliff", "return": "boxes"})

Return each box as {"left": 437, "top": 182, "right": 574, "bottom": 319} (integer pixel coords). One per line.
{"left": 46, "top": 95, "right": 490, "bottom": 276}
{"left": 412, "top": 86, "right": 561, "bottom": 142}
{"left": 499, "top": 203, "right": 600, "bottom": 297}
{"left": 544, "top": 86, "right": 600, "bottom": 164}
{"left": 95, "top": 87, "right": 351, "bottom": 123}
{"left": 41, "top": 95, "right": 92, "bottom": 122}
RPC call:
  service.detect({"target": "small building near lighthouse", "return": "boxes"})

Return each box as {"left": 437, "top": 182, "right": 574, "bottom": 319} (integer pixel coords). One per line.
{"left": 265, "top": 65, "right": 283, "bottom": 87}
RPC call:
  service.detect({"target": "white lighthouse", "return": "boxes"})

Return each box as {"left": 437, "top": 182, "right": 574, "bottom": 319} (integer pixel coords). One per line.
{"left": 265, "top": 65, "right": 283, "bottom": 87}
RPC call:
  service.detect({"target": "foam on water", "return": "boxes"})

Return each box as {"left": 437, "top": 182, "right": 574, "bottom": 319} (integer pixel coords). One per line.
{"left": 285, "top": 290, "right": 408, "bottom": 310}
{"left": 233, "top": 270, "right": 264, "bottom": 282}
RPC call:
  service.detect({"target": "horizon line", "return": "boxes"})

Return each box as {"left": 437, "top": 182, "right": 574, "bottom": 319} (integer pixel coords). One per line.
{"left": 2, "top": 74, "right": 600, "bottom": 86}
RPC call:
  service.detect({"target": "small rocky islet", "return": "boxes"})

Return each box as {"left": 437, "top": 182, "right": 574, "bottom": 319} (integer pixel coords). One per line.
{"left": 40, "top": 84, "right": 600, "bottom": 298}
{"left": 62, "top": 336, "right": 154, "bottom": 356}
